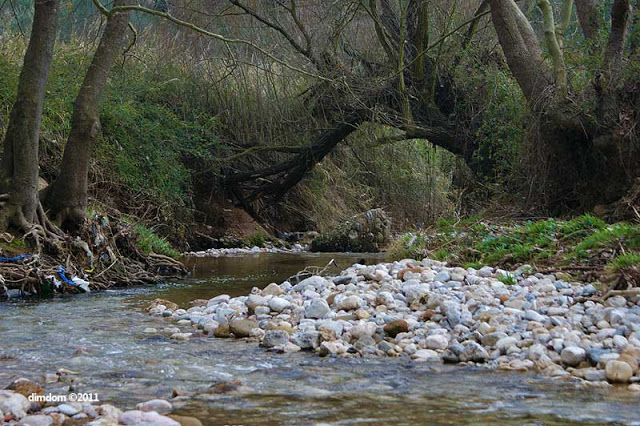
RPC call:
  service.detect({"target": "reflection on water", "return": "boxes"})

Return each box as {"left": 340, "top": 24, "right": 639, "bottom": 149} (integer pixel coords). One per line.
{"left": 164, "top": 252, "right": 384, "bottom": 305}
{"left": 0, "top": 253, "right": 639, "bottom": 425}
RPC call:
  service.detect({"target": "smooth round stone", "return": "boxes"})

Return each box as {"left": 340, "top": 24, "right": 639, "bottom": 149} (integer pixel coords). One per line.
{"left": 229, "top": 319, "right": 259, "bottom": 338}
{"left": 525, "top": 310, "right": 546, "bottom": 323}
{"left": 136, "top": 399, "right": 172, "bottom": 415}
{"left": 16, "top": 415, "right": 53, "bottom": 425}
{"left": 561, "top": 347, "right": 586, "bottom": 366}
{"left": 496, "top": 336, "right": 519, "bottom": 352}
{"left": 268, "top": 297, "right": 291, "bottom": 312}
{"left": 336, "top": 296, "right": 364, "bottom": 311}
{"left": 57, "top": 404, "right": 79, "bottom": 416}
{"left": 425, "top": 334, "right": 449, "bottom": 350}
{"left": 262, "top": 283, "right": 285, "bottom": 296}
{"left": 254, "top": 306, "right": 271, "bottom": 316}
{"left": 305, "top": 299, "right": 331, "bottom": 319}
{"left": 350, "top": 322, "right": 377, "bottom": 339}
{"left": 119, "top": 410, "right": 180, "bottom": 425}
{"left": 605, "top": 360, "right": 633, "bottom": 383}
{"left": 261, "top": 330, "right": 290, "bottom": 348}
{"left": 412, "top": 349, "right": 439, "bottom": 361}
{"left": 613, "top": 335, "right": 628, "bottom": 347}
{"left": 170, "top": 333, "right": 192, "bottom": 341}
{"left": 434, "top": 271, "right": 450, "bottom": 282}
{"left": 383, "top": 320, "right": 409, "bottom": 338}
{"left": 583, "top": 369, "right": 606, "bottom": 382}
{"left": 459, "top": 342, "right": 489, "bottom": 363}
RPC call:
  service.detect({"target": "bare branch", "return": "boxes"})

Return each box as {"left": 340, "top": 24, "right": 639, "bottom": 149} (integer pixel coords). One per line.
{"left": 90, "top": 0, "right": 330, "bottom": 82}
{"left": 227, "top": 0, "right": 315, "bottom": 64}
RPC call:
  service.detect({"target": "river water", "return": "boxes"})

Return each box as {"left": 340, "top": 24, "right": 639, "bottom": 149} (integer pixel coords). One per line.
{"left": 1, "top": 253, "right": 639, "bottom": 425}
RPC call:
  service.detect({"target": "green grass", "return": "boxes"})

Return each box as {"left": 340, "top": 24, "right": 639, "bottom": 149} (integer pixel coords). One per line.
{"left": 574, "top": 223, "right": 640, "bottom": 258}
{"left": 121, "top": 218, "right": 180, "bottom": 259}
{"left": 385, "top": 215, "right": 634, "bottom": 274}
{"left": 499, "top": 272, "right": 517, "bottom": 285}
{"left": 0, "top": 238, "right": 27, "bottom": 255}
{"left": 386, "top": 234, "right": 429, "bottom": 261}
{"left": 432, "top": 248, "right": 450, "bottom": 261}
{"left": 607, "top": 252, "right": 640, "bottom": 271}
{"left": 134, "top": 224, "right": 180, "bottom": 259}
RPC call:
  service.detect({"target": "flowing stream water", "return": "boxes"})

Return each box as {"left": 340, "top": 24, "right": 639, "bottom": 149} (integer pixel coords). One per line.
{"left": 1, "top": 253, "right": 639, "bottom": 425}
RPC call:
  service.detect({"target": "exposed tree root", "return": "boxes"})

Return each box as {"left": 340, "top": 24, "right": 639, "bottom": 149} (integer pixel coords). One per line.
{"left": 0, "top": 204, "right": 187, "bottom": 299}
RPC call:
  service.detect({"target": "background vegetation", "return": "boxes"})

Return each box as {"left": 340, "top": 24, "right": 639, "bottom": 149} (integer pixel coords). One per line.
{"left": 0, "top": 0, "right": 638, "bottom": 249}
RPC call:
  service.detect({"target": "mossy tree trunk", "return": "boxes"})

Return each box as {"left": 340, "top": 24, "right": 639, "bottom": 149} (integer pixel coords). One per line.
{"left": 489, "top": 0, "right": 637, "bottom": 208}
{"left": 575, "top": 0, "right": 600, "bottom": 40}
{"left": 44, "top": 0, "right": 132, "bottom": 231}
{"left": 0, "top": 0, "right": 59, "bottom": 233}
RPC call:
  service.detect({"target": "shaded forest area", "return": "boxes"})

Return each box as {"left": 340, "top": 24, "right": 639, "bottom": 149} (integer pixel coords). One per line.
{"left": 0, "top": 0, "right": 638, "bottom": 251}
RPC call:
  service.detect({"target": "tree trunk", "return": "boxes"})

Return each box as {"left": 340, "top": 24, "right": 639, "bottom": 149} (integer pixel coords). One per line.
{"left": 603, "top": 0, "right": 632, "bottom": 82}
{"left": 0, "top": 0, "right": 59, "bottom": 232}
{"left": 44, "top": 0, "right": 132, "bottom": 231}
{"left": 488, "top": 0, "right": 551, "bottom": 103}
{"left": 575, "top": 0, "right": 600, "bottom": 40}
{"left": 596, "top": 0, "right": 632, "bottom": 126}
{"left": 538, "top": 0, "right": 568, "bottom": 97}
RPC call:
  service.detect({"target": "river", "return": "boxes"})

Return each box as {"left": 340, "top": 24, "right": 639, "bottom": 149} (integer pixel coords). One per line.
{"left": 1, "top": 253, "right": 639, "bottom": 425}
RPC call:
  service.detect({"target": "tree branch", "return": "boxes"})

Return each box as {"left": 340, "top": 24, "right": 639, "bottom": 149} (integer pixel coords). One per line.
{"left": 575, "top": 0, "right": 600, "bottom": 41}
{"left": 90, "top": 0, "right": 330, "bottom": 82}
{"left": 603, "top": 0, "right": 632, "bottom": 82}
{"left": 227, "top": 0, "right": 316, "bottom": 66}
{"left": 538, "top": 0, "right": 568, "bottom": 97}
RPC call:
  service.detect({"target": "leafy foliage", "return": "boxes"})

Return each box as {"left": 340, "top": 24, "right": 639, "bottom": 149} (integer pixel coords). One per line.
{"left": 125, "top": 219, "right": 180, "bottom": 259}
{"left": 243, "top": 232, "right": 269, "bottom": 248}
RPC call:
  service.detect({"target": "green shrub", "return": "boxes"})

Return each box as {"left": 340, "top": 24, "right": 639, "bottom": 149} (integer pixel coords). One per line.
{"left": 243, "top": 232, "right": 269, "bottom": 248}
{"left": 499, "top": 272, "right": 517, "bottom": 285}
{"left": 432, "top": 248, "right": 450, "bottom": 261}
{"left": 124, "top": 219, "right": 180, "bottom": 259}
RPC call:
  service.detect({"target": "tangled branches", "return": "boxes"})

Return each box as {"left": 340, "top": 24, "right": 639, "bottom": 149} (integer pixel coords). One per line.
{"left": 0, "top": 210, "right": 187, "bottom": 299}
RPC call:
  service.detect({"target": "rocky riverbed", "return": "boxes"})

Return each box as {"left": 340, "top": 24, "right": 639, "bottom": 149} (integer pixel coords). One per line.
{"left": 0, "top": 384, "right": 192, "bottom": 425}
{"left": 184, "top": 244, "right": 306, "bottom": 257}
{"left": 150, "top": 258, "right": 640, "bottom": 390}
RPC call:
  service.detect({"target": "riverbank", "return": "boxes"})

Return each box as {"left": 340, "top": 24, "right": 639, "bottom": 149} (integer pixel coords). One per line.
{"left": 149, "top": 257, "right": 640, "bottom": 390}
{"left": 0, "top": 213, "right": 188, "bottom": 300}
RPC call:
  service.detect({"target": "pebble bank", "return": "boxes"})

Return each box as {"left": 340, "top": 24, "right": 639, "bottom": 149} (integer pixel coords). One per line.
{"left": 150, "top": 258, "right": 640, "bottom": 390}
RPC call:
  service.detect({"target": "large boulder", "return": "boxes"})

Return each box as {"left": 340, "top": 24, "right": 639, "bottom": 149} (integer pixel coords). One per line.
{"left": 310, "top": 209, "right": 390, "bottom": 253}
